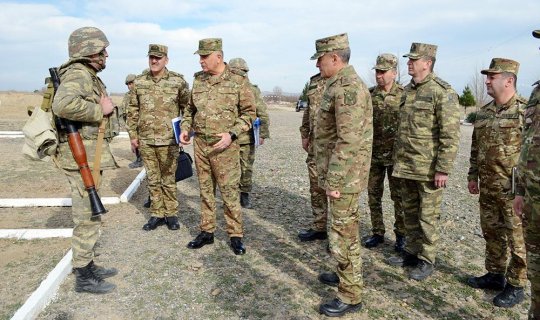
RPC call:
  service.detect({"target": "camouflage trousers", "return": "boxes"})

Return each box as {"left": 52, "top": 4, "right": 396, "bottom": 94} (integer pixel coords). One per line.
{"left": 479, "top": 191, "right": 527, "bottom": 287}
{"left": 139, "top": 143, "right": 179, "bottom": 218}
{"left": 65, "top": 170, "right": 103, "bottom": 268}
{"left": 194, "top": 136, "right": 243, "bottom": 237}
{"left": 522, "top": 179, "right": 540, "bottom": 319}
{"left": 398, "top": 178, "right": 442, "bottom": 265}
{"left": 239, "top": 143, "right": 255, "bottom": 193}
{"left": 328, "top": 193, "right": 363, "bottom": 305}
{"left": 306, "top": 153, "right": 328, "bottom": 231}
{"left": 367, "top": 163, "right": 405, "bottom": 236}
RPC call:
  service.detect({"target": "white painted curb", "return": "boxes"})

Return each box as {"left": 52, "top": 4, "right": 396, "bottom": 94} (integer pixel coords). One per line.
{"left": 120, "top": 169, "right": 146, "bottom": 203}
{"left": 0, "top": 229, "right": 72, "bottom": 239}
{"left": 0, "top": 131, "right": 129, "bottom": 138}
{"left": 0, "top": 197, "right": 120, "bottom": 208}
{"left": 11, "top": 249, "right": 72, "bottom": 320}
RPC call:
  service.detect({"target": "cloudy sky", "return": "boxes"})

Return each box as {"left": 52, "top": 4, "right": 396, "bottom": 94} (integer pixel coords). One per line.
{"left": 1, "top": 0, "right": 539, "bottom": 97}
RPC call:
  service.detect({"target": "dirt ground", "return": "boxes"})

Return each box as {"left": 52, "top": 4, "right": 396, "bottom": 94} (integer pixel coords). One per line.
{"left": 0, "top": 92, "right": 531, "bottom": 319}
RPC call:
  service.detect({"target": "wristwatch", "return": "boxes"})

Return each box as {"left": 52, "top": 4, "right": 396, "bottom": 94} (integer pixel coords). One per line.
{"left": 229, "top": 131, "right": 237, "bottom": 141}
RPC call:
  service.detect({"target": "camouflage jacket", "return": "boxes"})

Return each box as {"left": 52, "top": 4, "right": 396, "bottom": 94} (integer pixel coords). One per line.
{"left": 299, "top": 73, "right": 325, "bottom": 142}
{"left": 392, "top": 73, "right": 460, "bottom": 181}
{"left": 127, "top": 68, "right": 189, "bottom": 146}
{"left": 238, "top": 84, "right": 270, "bottom": 144}
{"left": 314, "top": 65, "right": 373, "bottom": 193}
{"left": 370, "top": 82, "right": 404, "bottom": 166}
{"left": 517, "top": 81, "right": 540, "bottom": 195}
{"left": 52, "top": 59, "right": 118, "bottom": 171}
{"left": 120, "top": 91, "right": 129, "bottom": 122}
{"left": 468, "top": 94, "right": 527, "bottom": 194}
{"left": 181, "top": 65, "right": 256, "bottom": 145}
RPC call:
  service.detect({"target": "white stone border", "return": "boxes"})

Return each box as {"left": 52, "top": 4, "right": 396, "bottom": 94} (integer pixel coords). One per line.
{"left": 120, "top": 169, "right": 147, "bottom": 202}
{"left": 0, "top": 197, "right": 120, "bottom": 208}
{"left": 0, "top": 131, "right": 130, "bottom": 138}
{"left": 0, "top": 228, "right": 72, "bottom": 239}
{"left": 10, "top": 250, "right": 72, "bottom": 320}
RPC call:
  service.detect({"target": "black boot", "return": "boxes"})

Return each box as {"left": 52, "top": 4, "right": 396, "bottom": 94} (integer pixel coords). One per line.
{"left": 142, "top": 217, "right": 165, "bottom": 231}
{"left": 493, "top": 283, "right": 524, "bottom": 308}
{"left": 143, "top": 196, "right": 151, "bottom": 208}
{"left": 363, "top": 234, "right": 384, "bottom": 248}
{"left": 298, "top": 229, "right": 328, "bottom": 242}
{"left": 165, "top": 216, "right": 180, "bottom": 230}
{"left": 394, "top": 234, "right": 406, "bottom": 252}
{"left": 318, "top": 272, "right": 339, "bottom": 287}
{"left": 187, "top": 231, "right": 214, "bottom": 249}
{"left": 409, "top": 260, "right": 435, "bottom": 281}
{"left": 88, "top": 261, "right": 118, "bottom": 279}
{"left": 467, "top": 272, "right": 506, "bottom": 290}
{"left": 386, "top": 252, "right": 419, "bottom": 267}
{"left": 240, "top": 192, "right": 252, "bottom": 209}
{"left": 128, "top": 156, "right": 143, "bottom": 169}
{"left": 74, "top": 262, "right": 116, "bottom": 294}
{"left": 230, "top": 237, "right": 246, "bottom": 255}
{"left": 319, "top": 298, "right": 362, "bottom": 317}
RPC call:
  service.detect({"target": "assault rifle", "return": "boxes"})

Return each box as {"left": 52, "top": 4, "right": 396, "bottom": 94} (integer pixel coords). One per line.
{"left": 49, "top": 67, "right": 107, "bottom": 217}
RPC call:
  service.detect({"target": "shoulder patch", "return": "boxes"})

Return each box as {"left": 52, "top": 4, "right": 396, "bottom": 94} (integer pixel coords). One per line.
{"left": 343, "top": 89, "right": 357, "bottom": 106}
{"left": 433, "top": 77, "right": 451, "bottom": 89}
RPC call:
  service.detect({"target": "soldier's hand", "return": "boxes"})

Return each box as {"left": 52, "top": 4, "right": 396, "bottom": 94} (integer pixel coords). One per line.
{"left": 467, "top": 180, "right": 479, "bottom": 194}
{"left": 434, "top": 172, "right": 449, "bottom": 189}
{"left": 100, "top": 94, "right": 114, "bottom": 116}
{"left": 180, "top": 131, "right": 191, "bottom": 145}
{"left": 130, "top": 139, "right": 139, "bottom": 153}
{"left": 513, "top": 195, "right": 524, "bottom": 218}
{"left": 301, "top": 138, "right": 309, "bottom": 152}
{"left": 326, "top": 189, "right": 341, "bottom": 199}
{"left": 259, "top": 138, "right": 265, "bottom": 146}
{"left": 213, "top": 132, "right": 232, "bottom": 151}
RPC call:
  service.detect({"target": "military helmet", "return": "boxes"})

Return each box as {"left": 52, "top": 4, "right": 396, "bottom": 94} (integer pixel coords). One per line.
{"left": 229, "top": 58, "right": 249, "bottom": 72}
{"left": 68, "top": 27, "right": 109, "bottom": 58}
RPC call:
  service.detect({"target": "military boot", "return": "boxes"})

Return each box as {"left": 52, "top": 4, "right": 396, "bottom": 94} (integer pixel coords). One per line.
{"left": 74, "top": 262, "right": 116, "bottom": 294}
{"left": 493, "top": 283, "right": 524, "bottom": 308}
{"left": 467, "top": 272, "right": 506, "bottom": 290}
{"left": 128, "top": 156, "right": 143, "bottom": 169}
{"left": 88, "top": 260, "right": 118, "bottom": 279}
{"left": 394, "top": 234, "right": 406, "bottom": 253}
{"left": 409, "top": 260, "right": 434, "bottom": 281}
{"left": 363, "top": 234, "right": 384, "bottom": 248}
{"left": 143, "top": 196, "right": 151, "bottom": 208}
{"left": 240, "top": 192, "right": 252, "bottom": 209}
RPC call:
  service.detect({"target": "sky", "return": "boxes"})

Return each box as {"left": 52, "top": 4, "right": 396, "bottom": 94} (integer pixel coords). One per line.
{"left": 0, "top": 0, "right": 539, "bottom": 98}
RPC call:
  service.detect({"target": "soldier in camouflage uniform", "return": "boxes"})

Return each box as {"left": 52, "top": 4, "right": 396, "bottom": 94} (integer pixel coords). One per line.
{"left": 467, "top": 58, "right": 528, "bottom": 308}
{"left": 127, "top": 44, "right": 190, "bottom": 232}
{"left": 311, "top": 33, "right": 373, "bottom": 317}
{"left": 514, "top": 29, "right": 540, "bottom": 319}
{"left": 228, "top": 58, "right": 270, "bottom": 209}
{"left": 297, "top": 73, "right": 329, "bottom": 242}
{"left": 52, "top": 26, "right": 118, "bottom": 294}
{"left": 387, "top": 43, "right": 460, "bottom": 281}
{"left": 180, "top": 38, "right": 256, "bottom": 255}
{"left": 121, "top": 74, "right": 143, "bottom": 169}
{"left": 363, "top": 53, "right": 406, "bottom": 251}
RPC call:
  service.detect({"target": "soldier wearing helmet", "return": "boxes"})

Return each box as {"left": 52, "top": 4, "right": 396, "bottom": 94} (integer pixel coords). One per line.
{"left": 52, "top": 26, "right": 119, "bottom": 294}
{"left": 228, "top": 57, "right": 270, "bottom": 209}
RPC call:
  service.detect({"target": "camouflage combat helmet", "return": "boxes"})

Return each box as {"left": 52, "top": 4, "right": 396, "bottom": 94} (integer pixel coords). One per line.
{"left": 229, "top": 58, "right": 249, "bottom": 72}
{"left": 68, "top": 27, "right": 109, "bottom": 58}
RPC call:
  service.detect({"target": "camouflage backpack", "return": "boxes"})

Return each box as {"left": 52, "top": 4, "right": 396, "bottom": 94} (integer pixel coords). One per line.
{"left": 21, "top": 77, "right": 59, "bottom": 161}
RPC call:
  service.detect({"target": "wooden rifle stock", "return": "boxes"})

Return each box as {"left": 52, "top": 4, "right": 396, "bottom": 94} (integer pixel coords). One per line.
{"left": 49, "top": 67, "right": 106, "bottom": 217}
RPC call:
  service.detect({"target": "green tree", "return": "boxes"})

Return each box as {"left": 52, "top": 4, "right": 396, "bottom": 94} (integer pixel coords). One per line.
{"left": 459, "top": 85, "right": 476, "bottom": 114}
{"left": 299, "top": 81, "right": 309, "bottom": 101}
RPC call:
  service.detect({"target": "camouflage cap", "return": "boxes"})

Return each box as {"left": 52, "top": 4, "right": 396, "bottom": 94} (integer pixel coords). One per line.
{"left": 194, "top": 38, "right": 222, "bottom": 55}
{"left": 533, "top": 30, "right": 540, "bottom": 38}
{"left": 403, "top": 42, "right": 437, "bottom": 59}
{"left": 481, "top": 58, "right": 520, "bottom": 75}
{"left": 373, "top": 53, "right": 398, "bottom": 70}
{"left": 229, "top": 58, "right": 249, "bottom": 72}
{"left": 125, "top": 74, "right": 136, "bottom": 84}
{"left": 68, "top": 26, "right": 109, "bottom": 58}
{"left": 310, "top": 33, "right": 349, "bottom": 60}
{"left": 148, "top": 44, "right": 168, "bottom": 57}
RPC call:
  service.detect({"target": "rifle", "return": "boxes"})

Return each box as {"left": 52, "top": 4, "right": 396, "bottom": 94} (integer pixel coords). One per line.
{"left": 49, "top": 67, "right": 107, "bottom": 217}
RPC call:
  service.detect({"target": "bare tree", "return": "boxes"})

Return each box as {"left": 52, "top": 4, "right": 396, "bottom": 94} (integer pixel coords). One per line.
{"left": 272, "top": 86, "right": 283, "bottom": 102}
{"left": 468, "top": 69, "right": 489, "bottom": 111}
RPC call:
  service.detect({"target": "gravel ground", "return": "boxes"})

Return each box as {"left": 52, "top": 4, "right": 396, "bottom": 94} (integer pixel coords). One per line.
{"left": 3, "top": 106, "right": 531, "bottom": 319}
